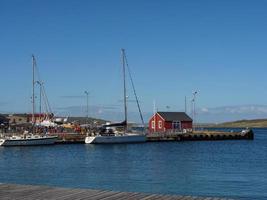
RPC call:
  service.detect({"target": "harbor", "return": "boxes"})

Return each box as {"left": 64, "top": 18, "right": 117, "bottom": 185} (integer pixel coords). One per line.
{"left": 1, "top": 1, "right": 267, "bottom": 199}
{"left": 0, "top": 129, "right": 265, "bottom": 199}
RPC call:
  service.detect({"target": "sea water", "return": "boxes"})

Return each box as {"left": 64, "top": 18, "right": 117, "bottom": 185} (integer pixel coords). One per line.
{"left": 0, "top": 128, "right": 266, "bottom": 200}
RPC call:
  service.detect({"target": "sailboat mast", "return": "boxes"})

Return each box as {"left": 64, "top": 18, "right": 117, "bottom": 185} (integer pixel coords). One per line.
{"left": 32, "top": 55, "right": 35, "bottom": 133}
{"left": 121, "top": 49, "right": 127, "bottom": 131}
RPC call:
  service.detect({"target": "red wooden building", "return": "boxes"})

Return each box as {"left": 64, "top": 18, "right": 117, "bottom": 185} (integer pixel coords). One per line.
{"left": 148, "top": 112, "right": 192, "bottom": 133}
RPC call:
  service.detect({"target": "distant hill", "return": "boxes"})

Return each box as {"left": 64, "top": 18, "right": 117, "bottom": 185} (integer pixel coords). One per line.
{"left": 66, "top": 116, "right": 108, "bottom": 125}
{"left": 0, "top": 113, "right": 108, "bottom": 126}
{"left": 205, "top": 119, "right": 267, "bottom": 128}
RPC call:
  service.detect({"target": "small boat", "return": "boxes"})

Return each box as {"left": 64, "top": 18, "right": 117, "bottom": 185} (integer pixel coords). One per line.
{"left": 85, "top": 134, "right": 146, "bottom": 144}
{"left": 0, "top": 55, "right": 58, "bottom": 146}
{"left": 0, "top": 135, "right": 58, "bottom": 146}
{"left": 85, "top": 49, "right": 146, "bottom": 144}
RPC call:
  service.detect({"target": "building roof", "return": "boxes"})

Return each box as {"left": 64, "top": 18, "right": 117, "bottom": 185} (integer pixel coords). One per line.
{"left": 157, "top": 112, "right": 192, "bottom": 122}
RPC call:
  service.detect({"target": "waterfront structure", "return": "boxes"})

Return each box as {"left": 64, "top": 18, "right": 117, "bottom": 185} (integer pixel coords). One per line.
{"left": 85, "top": 49, "right": 146, "bottom": 144}
{"left": 7, "top": 113, "right": 53, "bottom": 125}
{"left": 148, "top": 111, "right": 192, "bottom": 133}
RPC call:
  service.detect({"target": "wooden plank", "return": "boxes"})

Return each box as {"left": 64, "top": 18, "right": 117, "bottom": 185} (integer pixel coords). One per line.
{"left": 19, "top": 187, "right": 78, "bottom": 200}
{"left": 79, "top": 190, "right": 115, "bottom": 200}
{"left": 0, "top": 184, "right": 52, "bottom": 199}
{"left": 114, "top": 192, "right": 148, "bottom": 200}
{"left": 54, "top": 189, "right": 99, "bottom": 200}
{"left": 140, "top": 194, "right": 163, "bottom": 200}
{"left": 0, "top": 184, "right": 231, "bottom": 200}
{"left": 88, "top": 191, "right": 122, "bottom": 200}
{"left": 98, "top": 191, "right": 133, "bottom": 200}
{"left": 51, "top": 188, "right": 94, "bottom": 200}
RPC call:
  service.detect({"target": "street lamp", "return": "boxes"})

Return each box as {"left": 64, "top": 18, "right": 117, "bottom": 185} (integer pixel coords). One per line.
{"left": 192, "top": 91, "right": 198, "bottom": 131}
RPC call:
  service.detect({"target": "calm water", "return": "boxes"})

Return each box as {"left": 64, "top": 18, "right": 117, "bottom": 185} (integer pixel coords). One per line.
{"left": 0, "top": 128, "right": 266, "bottom": 200}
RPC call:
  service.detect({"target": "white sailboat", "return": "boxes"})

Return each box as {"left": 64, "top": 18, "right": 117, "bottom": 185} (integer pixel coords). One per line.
{"left": 85, "top": 49, "right": 146, "bottom": 144}
{"left": 0, "top": 135, "right": 57, "bottom": 146}
{"left": 0, "top": 55, "right": 57, "bottom": 146}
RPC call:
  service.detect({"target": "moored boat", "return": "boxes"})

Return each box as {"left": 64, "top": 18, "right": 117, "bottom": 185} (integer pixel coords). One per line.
{"left": 0, "top": 135, "right": 57, "bottom": 146}
{"left": 85, "top": 49, "right": 146, "bottom": 144}
{"left": 85, "top": 133, "right": 146, "bottom": 144}
{"left": 0, "top": 55, "right": 58, "bottom": 147}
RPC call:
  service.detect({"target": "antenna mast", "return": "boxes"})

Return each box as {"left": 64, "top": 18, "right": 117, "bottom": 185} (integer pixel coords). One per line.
{"left": 32, "top": 55, "right": 36, "bottom": 133}
{"left": 121, "top": 49, "right": 127, "bottom": 131}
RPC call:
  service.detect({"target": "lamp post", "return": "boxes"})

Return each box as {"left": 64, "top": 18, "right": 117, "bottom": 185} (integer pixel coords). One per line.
{"left": 84, "top": 91, "right": 89, "bottom": 124}
{"left": 192, "top": 91, "right": 197, "bottom": 131}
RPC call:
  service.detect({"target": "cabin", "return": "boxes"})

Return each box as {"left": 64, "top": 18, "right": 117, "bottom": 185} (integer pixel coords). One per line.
{"left": 148, "top": 111, "right": 192, "bottom": 133}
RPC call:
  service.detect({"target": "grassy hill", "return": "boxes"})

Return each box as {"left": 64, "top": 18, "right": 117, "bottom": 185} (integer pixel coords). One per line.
{"left": 209, "top": 119, "right": 267, "bottom": 128}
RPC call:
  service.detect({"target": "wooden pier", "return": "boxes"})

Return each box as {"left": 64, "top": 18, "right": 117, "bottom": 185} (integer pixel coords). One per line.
{"left": 146, "top": 129, "right": 254, "bottom": 142}
{"left": 0, "top": 183, "right": 231, "bottom": 200}
{"left": 52, "top": 129, "right": 254, "bottom": 144}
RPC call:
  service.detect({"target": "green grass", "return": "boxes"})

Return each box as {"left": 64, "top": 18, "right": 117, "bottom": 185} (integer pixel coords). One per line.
{"left": 210, "top": 119, "right": 267, "bottom": 128}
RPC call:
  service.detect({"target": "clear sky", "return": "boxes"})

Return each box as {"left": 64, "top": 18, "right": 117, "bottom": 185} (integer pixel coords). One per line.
{"left": 1, "top": 0, "right": 267, "bottom": 123}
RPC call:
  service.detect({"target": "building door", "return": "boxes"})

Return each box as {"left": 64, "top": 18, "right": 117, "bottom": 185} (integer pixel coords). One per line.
{"left": 172, "top": 121, "right": 181, "bottom": 131}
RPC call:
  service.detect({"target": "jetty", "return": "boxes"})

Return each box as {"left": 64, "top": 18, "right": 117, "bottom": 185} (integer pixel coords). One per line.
{"left": 146, "top": 129, "right": 254, "bottom": 142}
{"left": 0, "top": 183, "right": 232, "bottom": 200}
{"left": 52, "top": 129, "right": 254, "bottom": 144}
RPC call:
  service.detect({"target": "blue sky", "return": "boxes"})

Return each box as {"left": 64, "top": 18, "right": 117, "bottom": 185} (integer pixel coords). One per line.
{"left": 1, "top": 0, "right": 267, "bottom": 123}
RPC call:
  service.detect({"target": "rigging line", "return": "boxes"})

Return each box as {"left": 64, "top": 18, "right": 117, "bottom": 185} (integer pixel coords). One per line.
{"left": 41, "top": 86, "right": 49, "bottom": 115}
{"left": 123, "top": 52, "right": 145, "bottom": 128}
{"left": 33, "top": 57, "right": 53, "bottom": 115}
{"left": 42, "top": 84, "right": 53, "bottom": 114}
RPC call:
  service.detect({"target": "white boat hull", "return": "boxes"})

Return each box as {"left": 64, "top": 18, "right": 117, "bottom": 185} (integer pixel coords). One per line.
{"left": 85, "top": 134, "right": 146, "bottom": 144}
{"left": 0, "top": 136, "right": 58, "bottom": 146}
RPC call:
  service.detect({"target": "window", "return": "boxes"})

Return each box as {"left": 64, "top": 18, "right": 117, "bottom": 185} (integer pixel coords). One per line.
{"left": 172, "top": 121, "right": 181, "bottom": 130}
{"left": 152, "top": 121, "right": 155, "bottom": 129}
{"left": 158, "top": 121, "right": 162, "bottom": 129}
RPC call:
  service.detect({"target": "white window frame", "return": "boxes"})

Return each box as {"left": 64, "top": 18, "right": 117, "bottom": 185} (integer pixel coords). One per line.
{"left": 151, "top": 121, "right": 155, "bottom": 129}
{"left": 158, "top": 120, "right": 162, "bottom": 129}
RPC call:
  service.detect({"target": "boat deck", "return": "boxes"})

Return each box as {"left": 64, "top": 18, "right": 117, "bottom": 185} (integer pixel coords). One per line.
{"left": 0, "top": 183, "right": 232, "bottom": 200}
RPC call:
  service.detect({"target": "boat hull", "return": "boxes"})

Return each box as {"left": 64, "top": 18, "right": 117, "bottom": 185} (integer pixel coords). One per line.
{"left": 0, "top": 136, "right": 58, "bottom": 146}
{"left": 85, "top": 134, "right": 146, "bottom": 144}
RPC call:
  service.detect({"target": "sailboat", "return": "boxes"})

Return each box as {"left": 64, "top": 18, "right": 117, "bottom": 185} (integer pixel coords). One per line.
{"left": 0, "top": 55, "right": 57, "bottom": 146}
{"left": 85, "top": 49, "right": 146, "bottom": 144}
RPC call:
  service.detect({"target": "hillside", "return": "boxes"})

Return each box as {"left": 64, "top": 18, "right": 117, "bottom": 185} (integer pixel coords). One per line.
{"left": 210, "top": 119, "right": 267, "bottom": 128}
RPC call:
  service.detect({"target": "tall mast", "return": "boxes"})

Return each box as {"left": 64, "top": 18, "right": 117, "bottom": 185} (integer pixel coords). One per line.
{"left": 32, "top": 55, "right": 35, "bottom": 133}
{"left": 185, "top": 96, "right": 187, "bottom": 114}
{"left": 121, "top": 49, "right": 127, "bottom": 131}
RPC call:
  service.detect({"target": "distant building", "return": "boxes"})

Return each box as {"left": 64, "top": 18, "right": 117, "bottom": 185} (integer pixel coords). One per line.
{"left": 148, "top": 111, "right": 192, "bottom": 133}
{"left": 7, "top": 113, "right": 53, "bottom": 124}
{"left": 0, "top": 114, "right": 9, "bottom": 125}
